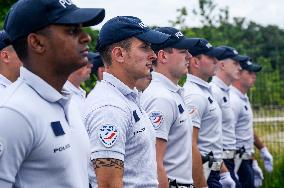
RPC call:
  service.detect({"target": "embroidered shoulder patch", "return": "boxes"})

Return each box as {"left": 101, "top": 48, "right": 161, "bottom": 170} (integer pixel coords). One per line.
{"left": 188, "top": 105, "right": 199, "bottom": 120}
{"left": 149, "top": 111, "right": 164, "bottom": 130}
{"left": 188, "top": 106, "right": 196, "bottom": 114}
{"left": 99, "top": 124, "right": 119, "bottom": 148}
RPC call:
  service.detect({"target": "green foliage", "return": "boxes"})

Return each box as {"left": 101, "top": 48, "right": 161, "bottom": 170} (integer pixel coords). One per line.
{"left": 83, "top": 27, "right": 100, "bottom": 52}
{"left": 81, "top": 74, "right": 97, "bottom": 93}
{"left": 196, "top": 0, "right": 217, "bottom": 26}
{"left": 254, "top": 122, "right": 284, "bottom": 188}
{"left": 81, "top": 28, "right": 99, "bottom": 92}
{"left": 265, "top": 154, "right": 284, "bottom": 188}
{"left": 0, "top": 0, "right": 17, "bottom": 29}
{"left": 169, "top": 7, "right": 188, "bottom": 30}
{"left": 178, "top": 75, "right": 186, "bottom": 86}
{"left": 254, "top": 147, "right": 284, "bottom": 188}
{"left": 177, "top": 0, "right": 284, "bottom": 107}
{"left": 1, "top": 0, "right": 284, "bottom": 104}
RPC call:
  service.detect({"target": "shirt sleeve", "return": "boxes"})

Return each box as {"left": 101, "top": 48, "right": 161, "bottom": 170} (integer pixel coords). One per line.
{"left": 184, "top": 94, "right": 207, "bottom": 128}
{"left": 0, "top": 108, "right": 34, "bottom": 187}
{"left": 84, "top": 105, "right": 131, "bottom": 162}
{"left": 142, "top": 97, "right": 175, "bottom": 141}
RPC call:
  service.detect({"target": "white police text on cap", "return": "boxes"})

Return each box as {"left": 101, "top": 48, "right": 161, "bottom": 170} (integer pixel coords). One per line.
{"left": 59, "top": 0, "right": 73, "bottom": 8}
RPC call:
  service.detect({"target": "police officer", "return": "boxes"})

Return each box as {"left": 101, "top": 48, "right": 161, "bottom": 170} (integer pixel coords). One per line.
{"left": 83, "top": 16, "right": 170, "bottom": 188}
{"left": 141, "top": 27, "right": 196, "bottom": 188}
{"left": 0, "top": 0, "right": 105, "bottom": 187}
{"left": 88, "top": 39, "right": 151, "bottom": 91}
{"left": 63, "top": 52, "right": 99, "bottom": 115}
{"left": 64, "top": 60, "right": 92, "bottom": 112}
{"left": 183, "top": 39, "right": 234, "bottom": 188}
{"left": 209, "top": 46, "right": 246, "bottom": 187}
{"left": 88, "top": 52, "right": 105, "bottom": 81}
{"left": 231, "top": 57, "right": 273, "bottom": 188}
{"left": 0, "top": 30, "right": 21, "bottom": 91}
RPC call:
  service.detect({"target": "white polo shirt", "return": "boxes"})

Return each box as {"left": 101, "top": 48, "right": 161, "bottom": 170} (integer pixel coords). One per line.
{"left": 63, "top": 80, "right": 86, "bottom": 116}
{"left": 0, "top": 74, "right": 12, "bottom": 92}
{"left": 210, "top": 76, "right": 236, "bottom": 150}
{"left": 230, "top": 86, "right": 254, "bottom": 154}
{"left": 0, "top": 67, "right": 90, "bottom": 188}
{"left": 141, "top": 72, "right": 193, "bottom": 184}
{"left": 84, "top": 72, "right": 157, "bottom": 188}
{"left": 183, "top": 74, "right": 223, "bottom": 159}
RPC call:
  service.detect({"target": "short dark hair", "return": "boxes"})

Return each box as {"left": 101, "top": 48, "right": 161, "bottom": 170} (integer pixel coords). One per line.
{"left": 152, "top": 47, "right": 173, "bottom": 66}
{"left": 12, "top": 27, "right": 51, "bottom": 62}
{"left": 100, "top": 38, "right": 132, "bottom": 66}
{"left": 195, "top": 54, "right": 203, "bottom": 60}
{"left": 12, "top": 36, "right": 28, "bottom": 61}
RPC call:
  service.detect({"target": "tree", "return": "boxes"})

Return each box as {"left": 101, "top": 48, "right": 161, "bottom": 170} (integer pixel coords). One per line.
{"left": 0, "top": 0, "right": 17, "bottom": 28}
{"left": 172, "top": 0, "right": 284, "bottom": 106}
{"left": 169, "top": 7, "right": 188, "bottom": 30}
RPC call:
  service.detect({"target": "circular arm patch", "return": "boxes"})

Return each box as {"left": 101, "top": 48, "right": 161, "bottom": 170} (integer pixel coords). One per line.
{"left": 99, "top": 124, "right": 119, "bottom": 148}
{"left": 149, "top": 111, "right": 164, "bottom": 130}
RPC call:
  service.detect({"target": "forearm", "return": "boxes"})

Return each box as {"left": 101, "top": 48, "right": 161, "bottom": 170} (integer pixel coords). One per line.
{"left": 157, "top": 164, "right": 169, "bottom": 188}
{"left": 192, "top": 143, "right": 207, "bottom": 188}
{"left": 93, "top": 158, "right": 124, "bottom": 188}
{"left": 254, "top": 132, "right": 265, "bottom": 150}
{"left": 156, "top": 138, "right": 169, "bottom": 188}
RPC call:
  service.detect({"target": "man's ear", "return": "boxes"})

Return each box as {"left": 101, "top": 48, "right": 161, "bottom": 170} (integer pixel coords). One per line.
{"left": 192, "top": 57, "right": 200, "bottom": 68}
{"left": 111, "top": 47, "right": 126, "bottom": 64}
{"left": 157, "top": 50, "right": 167, "bottom": 64}
{"left": 27, "top": 33, "right": 47, "bottom": 54}
{"left": 219, "top": 60, "right": 225, "bottom": 70}
{"left": 0, "top": 50, "right": 9, "bottom": 64}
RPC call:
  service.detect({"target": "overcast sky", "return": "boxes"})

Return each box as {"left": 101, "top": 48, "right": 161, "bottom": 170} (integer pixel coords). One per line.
{"left": 73, "top": 0, "right": 284, "bottom": 29}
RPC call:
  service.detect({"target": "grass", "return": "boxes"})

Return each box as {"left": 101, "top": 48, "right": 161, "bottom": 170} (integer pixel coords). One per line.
{"left": 254, "top": 152, "right": 284, "bottom": 188}
{"left": 253, "top": 122, "right": 284, "bottom": 188}
{"left": 254, "top": 122, "right": 284, "bottom": 137}
{"left": 253, "top": 106, "right": 284, "bottom": 117}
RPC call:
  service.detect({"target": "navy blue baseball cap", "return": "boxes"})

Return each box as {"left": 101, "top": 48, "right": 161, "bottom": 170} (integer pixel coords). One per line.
{"left": 217, "top": 46, "right": 247, "bottom": 62}
{"left": 0, "top": 30, "right": 11, "bottom": 51}
{"left": 240, "top": 56, "right": 262, "bottom": 72}
{"left": 151, "top": 27, "right": 199, "bottom": 52}
{"left": 189, "top": 38, "right": 225, "bottom": 59}
{"left": 96, "top": 16, "right": 170, "bottom": 52}
{"left": 4, "top": 0, "right": 105, "bottom": 42}
{"left": 88, "top": 52, "right": 104, "bottom": 76}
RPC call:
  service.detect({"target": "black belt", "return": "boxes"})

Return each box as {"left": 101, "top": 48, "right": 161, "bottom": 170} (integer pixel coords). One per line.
{"left": 201, "top": 151, "right": 215, "bottom": 167}
{"left": 169, "top": 179, "right": 194, "bottom": 188}
{"left": 235, "top": 146, "right": 246, "bottom": 158}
